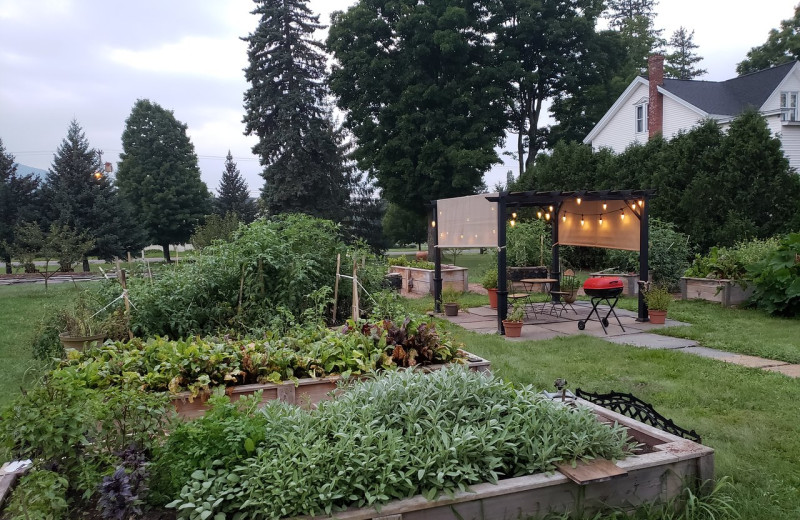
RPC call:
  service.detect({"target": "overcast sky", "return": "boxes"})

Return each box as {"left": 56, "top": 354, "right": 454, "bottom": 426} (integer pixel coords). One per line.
{"left": 0, "top": 0, "right": 796, "bottom": 195}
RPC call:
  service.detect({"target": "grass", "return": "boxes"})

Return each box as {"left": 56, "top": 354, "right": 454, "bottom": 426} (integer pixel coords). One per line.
{"left": 432, "top": 322, "right": 800, "bottom": 519}
{"left": 0, "top": 283, "right": 87, "bottom": 404}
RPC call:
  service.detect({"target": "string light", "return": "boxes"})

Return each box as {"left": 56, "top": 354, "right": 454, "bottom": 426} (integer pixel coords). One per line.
{"left": 631, "top": 203, "right": 637, "bottom": 211}
{"left": 602, "top": 201, "right": 607, "bottom": 211}
{"left": 548, "top": 205, "right": 554, "bottom": 212}
{"left": 512, "top": 212, "right": 517, "bottom": 219}
{"left": 576, "top": 197, "right": 582, "bottom": 205}
{"left": 620, "top": 210, "right": 625, "bottom": 220}
{"left": 562, "top": 213, "right": 566, "bottom": 222}
{"left": 510, "top": 219, "right": 516, "bottom": 227}
{"left": 580, "top": 215, "right": 585, "bottom": 226}
{"left": 638, "top": 199, "right": 644, "bottom": 207}
{"left": 545, "top": 212, "right": 550, "bottom": 220}
{"left": 599, "top": 216, "right": 603, "bottom": 225}
{"left": 537, "top": 210, "right": 542, "bottom": 218}
{"left": 431, "top": 220, "right": 436, "bottom": 228}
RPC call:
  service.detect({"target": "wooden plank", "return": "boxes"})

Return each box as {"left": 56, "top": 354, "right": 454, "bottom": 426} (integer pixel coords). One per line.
{"left": 555, "top": 458, "right": 627, "bottom": 484}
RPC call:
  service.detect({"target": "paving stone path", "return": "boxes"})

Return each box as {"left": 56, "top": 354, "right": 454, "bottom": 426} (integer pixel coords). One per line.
{"left": 445, "top": 301, "right": 799, "bottom": 378}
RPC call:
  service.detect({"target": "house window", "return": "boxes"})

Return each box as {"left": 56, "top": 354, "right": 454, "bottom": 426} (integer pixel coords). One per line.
{"left": 781, "top": 91, "right": 798, "bottom": 122}
{"left": 635, "top": 103, "right": 648, "bottom": 133}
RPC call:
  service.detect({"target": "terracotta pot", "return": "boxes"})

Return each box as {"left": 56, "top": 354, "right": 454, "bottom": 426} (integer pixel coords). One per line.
{"left": 502, "top": 320, "right": 523, "bottom": 337}
{"left": 648, "top": 310, "right": 667, "bottom": 324}
{"left": 444, "top": 303, "right": 459, "bottom": 316}
{"left": 563, "top": 292, "right": 577, "bottom": 304}
{"left": 487, "top": 288, "right": 498, "bottom": 308}
{"left": 415, "top": 251, "right": 428, "bottom": 261}
{"left": 59, "top": 332, "right": 105, "bottom": 351}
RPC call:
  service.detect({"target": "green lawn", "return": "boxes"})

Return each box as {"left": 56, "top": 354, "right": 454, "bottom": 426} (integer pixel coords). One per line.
{"left": 0, "top": 283, "right": 87, "bottom": 402}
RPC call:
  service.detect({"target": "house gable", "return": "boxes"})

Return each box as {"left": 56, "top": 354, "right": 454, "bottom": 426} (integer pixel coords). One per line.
{"left": 583, "top": 77, "right": 649, "bottom": 148}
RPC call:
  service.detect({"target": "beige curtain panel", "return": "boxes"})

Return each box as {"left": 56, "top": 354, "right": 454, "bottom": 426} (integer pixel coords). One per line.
{"left": 558, "top": 199, "right": 641, "bottom": 251}
{"left": 436, "top": 193, "right": 499, "bottom": 248}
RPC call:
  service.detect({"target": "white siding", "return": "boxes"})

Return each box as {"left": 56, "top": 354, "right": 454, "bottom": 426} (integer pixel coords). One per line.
{"left": 591, "top": 83, "right": 650, "bottom": 153}
{"left": 661, "top": 95, "right": 705, "bottom": 139}
{"left": 761, "top": 67, "right": 800, "bottom": 113}
{"left": 779, "top": 124, "right": 800, "bottom": 171}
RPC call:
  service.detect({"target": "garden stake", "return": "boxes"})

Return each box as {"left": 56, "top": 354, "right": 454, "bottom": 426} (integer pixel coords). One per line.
{"left": 332, "top": 253, "right": 341, "bottom": 322}
{"left": 237, "top": 264, "right": 245, "bottom": 315}
{"left": 352, "top": 255, "right": 359, "bottom": 320}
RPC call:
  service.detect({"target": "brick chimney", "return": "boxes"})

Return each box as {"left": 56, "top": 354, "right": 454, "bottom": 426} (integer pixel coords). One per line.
{"left": 648, "top": 54, "right": 664, "bottom": 138}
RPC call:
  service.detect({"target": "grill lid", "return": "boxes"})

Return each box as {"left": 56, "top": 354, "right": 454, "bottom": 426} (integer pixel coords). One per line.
{"left": 583, "top": 277, "right": 624, "bottom": 291}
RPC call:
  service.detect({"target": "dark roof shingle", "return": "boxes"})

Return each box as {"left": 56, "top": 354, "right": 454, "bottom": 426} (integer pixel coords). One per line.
{"left": 655, "top": 61, "right": 796, "bottom": 116}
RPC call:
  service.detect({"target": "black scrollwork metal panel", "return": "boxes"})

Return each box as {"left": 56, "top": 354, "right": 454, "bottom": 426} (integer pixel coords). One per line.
{"left": 576, "top": 388, "right": 702, "bottom": 444}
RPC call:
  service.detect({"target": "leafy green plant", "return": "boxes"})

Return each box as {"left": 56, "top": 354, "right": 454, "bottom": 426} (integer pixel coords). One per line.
{"left": 506, "top": 220, "right": 551, "bottom": 267}
{"left": 481, "top": 267, "right": 498, "bottom": 289}
{"left": 561, "top": 275, "right": 581, "bottom": 291}
{"left": 747, "top": 232, "right": 800, "bottom": 316}
{"left": 685, "top": 237, "right": 780, "bottom": 282}
{"left": 166, "top": 368, "right": 634, "bottom": 519}
{"left": 387, "top": 255, "right": 436, "bottom": 270}
{"left": 442, "top": 287, "right": 462, "bottom": 305}
{"left": 644, "top": 284, "right": 672, "bottom": 311}
{"left": 189, "top": 212, "right": 241, "bottom": 250}
{"left": 4, "top": 469, "right": 69, "bottom": 520}
{"left": 508, "top": 300, "right": 526, "bottom": 322}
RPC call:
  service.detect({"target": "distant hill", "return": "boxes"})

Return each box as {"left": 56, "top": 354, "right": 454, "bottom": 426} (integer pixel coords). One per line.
{"left": 13, "top": 163, "right": 47, "bottom": 181}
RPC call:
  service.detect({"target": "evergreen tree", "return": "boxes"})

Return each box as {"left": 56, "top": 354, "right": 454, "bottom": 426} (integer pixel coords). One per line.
{"left": 117, "top": 99, "right": 211, "bottom": 262}
{"left": 665, "top": 27, "right": 707, "bottom": 79}
{"left": 242, "top": 0, "right": 350, "bottom": 221}
{"left": 343, "top": 174, "right": 389, "bottom": 253}
{"left": 216, "top": 151, "right": 257, "bottom": 223}
{"left": 737, "top": 5, "right": 800, "bottom": 75}
{"left": 0, "top": 138, "right": 40, "bottom": 273}
{"left": 42, "top": 120, "right": 144, "bottom": 271}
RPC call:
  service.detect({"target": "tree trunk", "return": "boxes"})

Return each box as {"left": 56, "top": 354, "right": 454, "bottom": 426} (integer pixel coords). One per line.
{"left": 82, "top": 256, "right": 90, "bottom": 273}
{"left": 4, "top": 254, "right": 11, "bottom": 274}
{"left": 162, "top": 244, "right": 172, "bottom": 263}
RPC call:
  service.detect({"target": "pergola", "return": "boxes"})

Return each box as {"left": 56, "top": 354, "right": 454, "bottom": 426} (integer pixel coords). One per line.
{"left": 430, "top": 189, "right": 656, "bottom": 334}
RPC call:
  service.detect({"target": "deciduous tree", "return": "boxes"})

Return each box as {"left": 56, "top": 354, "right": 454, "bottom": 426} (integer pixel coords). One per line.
{"left": 665, "top": 27, "right": 707, "bottom": 79}
{"left": 117, "top": 100, "right": 211, "bottom": 262}
{"left": 216, "top": 151, "right": 257, "bottom": 223}
{"left": 242, "top": 0, "right": 350, "bottom": 221}
{"left": 737, "top": 5, "right": 800, "bottom": 75}
{"left": 328, "top": 0, "right": 506, "bottom": 218}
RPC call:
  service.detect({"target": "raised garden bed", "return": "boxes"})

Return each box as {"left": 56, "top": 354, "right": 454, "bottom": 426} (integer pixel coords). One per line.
{"left": 172, "top": 350, "right": 491, "bottom": 419}
{"left": 389, "top": 265, "right": 468, "bottom": 295}
{"left": 680, "top": 276, "right": 754, "bottom": 307}
{"left": 590, "top": 271, "right": 651, "bottom": 297}
{"left": 297, "top": 398, "right": 714, "bottom": 520}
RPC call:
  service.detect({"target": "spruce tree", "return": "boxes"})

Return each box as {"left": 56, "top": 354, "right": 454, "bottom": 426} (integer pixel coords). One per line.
{"left": 216, "top": 151, "right": 257, "bottom": 223}
{"left": 242, "top": 0, "right": 349, "bottom": 221}
{"left": 0, "top": 138, "right": 40, "bottom": 273}
{"left": 117, "top": 99, "right": 211, "bottom": 262}
{"left": 42, "top": 120, "right": 143, "bottom": 271}
{"left": 665, "top": 27, "right": 707, "bottom": 79}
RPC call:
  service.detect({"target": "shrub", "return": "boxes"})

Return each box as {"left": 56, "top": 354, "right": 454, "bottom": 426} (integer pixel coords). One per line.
{"left": 481, "top": 267, "right": 498, "bottom": 289}
{"left": 166, "top": 368, "right": 634, "bottom": 519}
{"left": 644, "top": 284, "right": 672, "bottom": 311}
{"left": 506, "top": 220, "right": 551, "bottom": 267}
{"left": 747, "top": 233, "right": 800, "bottom": 316}
{"left": 189, "top": 212, "right": 241, "bottom": 250}
{"left": 685, "top": 237, "right": 781, "bottom": 282}
{"left": 115, "top": 214, "right": 371, "bottom": 337}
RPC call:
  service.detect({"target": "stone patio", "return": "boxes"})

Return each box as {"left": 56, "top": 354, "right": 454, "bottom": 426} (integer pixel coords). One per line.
{"left": 441, "top": 300, "right": 799, "bottom": 378}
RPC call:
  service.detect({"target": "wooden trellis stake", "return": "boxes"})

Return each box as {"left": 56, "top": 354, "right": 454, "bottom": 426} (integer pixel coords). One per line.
{"left": 351, "top": 255, "right": 359, "bottom": 320}
{"left": 332, "top": 254, "right": 341, "bottom": 322}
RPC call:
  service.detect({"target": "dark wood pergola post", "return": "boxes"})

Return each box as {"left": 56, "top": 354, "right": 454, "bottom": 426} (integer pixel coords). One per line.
{"left": 551, "top": 202, "right": 561, "bottom": 300}
{"left": 497, "top": 192, "right": 508, "bottom": 334}
{"left": 431, "top": 202, "right": 442, "bottom": 314}
{"left": 637, "top": 197, "right": 650, "bottom": 321}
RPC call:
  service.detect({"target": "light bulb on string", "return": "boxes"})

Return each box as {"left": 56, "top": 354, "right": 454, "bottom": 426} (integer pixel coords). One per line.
{"left": 431, "top": 220, "right": 436, "bottom": 228}
{"left": 638, "top": 200, "right": 644, "bottom": 207}
{"left": 576, "top": 197, "right": 582, "bottom": 205}
{"left": 599, "top": 216, "right": 603, "bottom": 225}
{"left": 537, "top": 210, "right": 542, "bottom": 219}
{"left": 512, "top": 212, "right": 517, "bottom": 219}
{"left": 562, "top": 213, "right": 566, "bottom": 222}
{"left": 545, "top": 212, "right": 550, "bottom": 221}
{"left": 620, "top": 210, "right": 625, "bottom": 220}
{"left": 602, "top": 201, "right": 607, "bottom": 211}
{"left": 548, "top": 205, "right": 554, "bottom": 212}
{"left": 510, "top": 219, "right": 516, "bottom": 227}
{"left": 631, "top": 203, "right": 637, "bottom": 211}
{"left": 580, "top": 215, "right": 585, "bottom": 226}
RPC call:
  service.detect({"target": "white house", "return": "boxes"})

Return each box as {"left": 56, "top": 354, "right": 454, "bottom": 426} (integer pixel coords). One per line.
{"left": 583, "top": 55, "right": 800, "bottom": 171}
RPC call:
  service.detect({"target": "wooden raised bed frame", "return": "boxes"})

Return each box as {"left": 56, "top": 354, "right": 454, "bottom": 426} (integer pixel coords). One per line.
{"left": 172, "top": 351, "right": 491, "bottom": 419}
{"left": 389, "top": 265, "right": 468, "bottom": 295}
{"left": 298, "top": 399, "right": 714, "bottom": 520}
{"left": 680, "top": 276, "right": 754, "bottom": 307}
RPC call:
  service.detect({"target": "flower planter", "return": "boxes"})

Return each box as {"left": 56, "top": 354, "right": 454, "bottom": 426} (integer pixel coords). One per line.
{"left": 502, "top": 320, "right": 523, "bottom": 337}
{"left": 648, "top": 309, "right": 667, "bottom": 324}
{"left": 680, "top": 277, "right": 754, "bottom": 307}
{"left": 486, "top": 288, "right": 498, "bottom": 308}
{"left": 58, "top": 332, "right": 105, "bottom": 351}
{"left": 443, "top": 303, "right": 459, "bottom": 316}
{"left": 389, "top": 265, "right": 468, "bottom": 295}
{"left": 297, "top": 398, "right": 714, "bottom": 520}
{"left": 171, "top": 351, "right": 491, "bottom": 419}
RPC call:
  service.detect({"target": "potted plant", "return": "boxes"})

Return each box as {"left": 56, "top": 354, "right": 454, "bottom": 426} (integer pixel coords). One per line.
{"left": 482, "top": 268, "right": 498, "bottom": 308}
{"left": 57, "top": 299, "right": 107, "bottom": 351}
{"left": 644, "top": 284, "right": 672, "bottom": 324}
{"left": 560, "top": 275, "right": 581, "bottom": 304}
{"left": 502, "top": 301, "right": 525, "bottom": 337}
{"left": 442, "top": 287, "right": 461, "bottom": 316}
